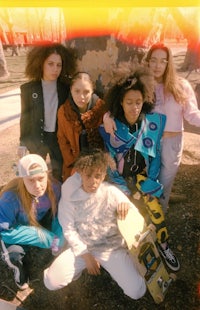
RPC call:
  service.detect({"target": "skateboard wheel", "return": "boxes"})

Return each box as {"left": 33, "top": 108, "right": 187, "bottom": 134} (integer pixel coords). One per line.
{"left": 169, "top": 273, "right": 177, "bottom": 281}
{"left": 156, "top": 294, "right": 164, "bottom": 303}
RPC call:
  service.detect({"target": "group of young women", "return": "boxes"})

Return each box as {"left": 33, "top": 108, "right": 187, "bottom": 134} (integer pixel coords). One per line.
{"left": 0, "top": 42, "right": 200, "bottom": 298}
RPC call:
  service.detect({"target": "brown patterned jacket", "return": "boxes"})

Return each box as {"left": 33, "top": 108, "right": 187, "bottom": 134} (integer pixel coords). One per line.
{"left": 57, "top": 94, "right": 107, "bottom": 181}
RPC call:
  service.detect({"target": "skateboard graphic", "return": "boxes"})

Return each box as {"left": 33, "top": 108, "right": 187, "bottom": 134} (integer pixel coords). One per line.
{"left": 118, "top": 207, "right": 176, "bottom": 304}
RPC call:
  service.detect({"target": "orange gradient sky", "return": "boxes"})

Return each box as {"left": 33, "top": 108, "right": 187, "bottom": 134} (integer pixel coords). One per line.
{"left": 1, "top": 2, "right": 200, "bottom": 47}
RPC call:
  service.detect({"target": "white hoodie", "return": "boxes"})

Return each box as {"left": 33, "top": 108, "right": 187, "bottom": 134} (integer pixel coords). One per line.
{"left": 58, "top": 172, "right": 144, "bottom": 257}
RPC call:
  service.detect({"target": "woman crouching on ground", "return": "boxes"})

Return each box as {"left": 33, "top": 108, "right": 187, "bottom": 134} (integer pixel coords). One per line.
{"left": 0, "top": 154, "right": 64, "bottom": 290}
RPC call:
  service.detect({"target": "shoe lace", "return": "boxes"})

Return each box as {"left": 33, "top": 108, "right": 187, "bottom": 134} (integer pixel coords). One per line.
{"left": 1, "top": 251, "right": 9, "bottom": 262}
{"left": 163, "top": 247, "right": 176, "bottom": 262}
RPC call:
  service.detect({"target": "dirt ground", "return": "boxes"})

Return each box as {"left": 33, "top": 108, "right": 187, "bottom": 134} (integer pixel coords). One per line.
{"left": 0, "top": 46, "right": 200, "bottom": 310}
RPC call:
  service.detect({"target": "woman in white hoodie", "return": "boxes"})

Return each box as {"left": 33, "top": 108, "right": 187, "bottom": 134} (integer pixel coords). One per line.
{"left": 44, "top": 149, "right": 146, "bottom": 300}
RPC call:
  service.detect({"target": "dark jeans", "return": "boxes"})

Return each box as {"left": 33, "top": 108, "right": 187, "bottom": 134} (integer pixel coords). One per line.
{"left": 43, "top": 131, "right": 63, "bottom": 182}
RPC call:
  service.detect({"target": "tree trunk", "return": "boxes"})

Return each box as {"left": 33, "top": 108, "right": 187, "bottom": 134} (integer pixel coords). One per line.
{"left": 169, "top": 7, "right": 200, "bottom": 72}
{"left": 0, "top": 39, "right": 9, "bottom": 79}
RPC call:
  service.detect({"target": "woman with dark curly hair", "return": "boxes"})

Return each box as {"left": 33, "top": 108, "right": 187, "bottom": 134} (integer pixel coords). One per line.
{"left": 19, "top": 43, "right": 77, "bottom": 181}
{"left": 100, "top": 67, "right": 180, "bottom": 272}
{"left": 104, "top": 43, "right": 200, "bottom": 214}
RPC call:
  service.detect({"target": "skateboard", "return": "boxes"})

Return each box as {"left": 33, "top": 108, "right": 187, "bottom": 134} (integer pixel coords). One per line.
{"left": 118, "top": 207, "right": 176, "bottom": 304}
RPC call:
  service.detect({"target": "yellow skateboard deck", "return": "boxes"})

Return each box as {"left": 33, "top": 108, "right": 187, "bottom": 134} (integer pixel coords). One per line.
{"left": 118, "top": 208, "right": 176, "bottom": 304}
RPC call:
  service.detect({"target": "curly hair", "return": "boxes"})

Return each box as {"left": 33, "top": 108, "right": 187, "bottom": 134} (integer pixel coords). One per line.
{"left": 105, "top": 67, "right": 155, "bottom": 119}
{"left": 144, "top": 42, "right": 187, "bottom": 104}
{"left": 25, "top": 43, "right": 78, "bottom": 83}
{"left": 74, "top": 148, "right": 115, "bottom": 175}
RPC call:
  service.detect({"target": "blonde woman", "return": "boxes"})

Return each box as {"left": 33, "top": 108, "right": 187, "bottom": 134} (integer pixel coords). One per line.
{"left": 145, "top": 43, "right": 200, "bottom": 212}
{"left": 0, "top": 154, "right": 64, "bottom": 290}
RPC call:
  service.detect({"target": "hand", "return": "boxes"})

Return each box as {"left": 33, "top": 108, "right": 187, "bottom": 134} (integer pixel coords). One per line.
{"left": 117, "top": 202, "right": 130, "bottom": 220}
{"left": 81, "top": 252, "right": 101, "bottom": 275}
{"left": 103, "top": 112, "right": 117, "bottom": 137}
{"left": 17, "top": 146, "right": 28, "bottom": 158}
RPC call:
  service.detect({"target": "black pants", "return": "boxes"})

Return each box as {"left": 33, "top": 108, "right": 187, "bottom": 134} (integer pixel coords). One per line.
{"left": 43, "top": 131, "right": 63, "bottom": 182}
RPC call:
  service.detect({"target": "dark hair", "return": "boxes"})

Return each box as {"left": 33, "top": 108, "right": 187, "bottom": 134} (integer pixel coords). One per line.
{"left": 105, "top": 67, "right": 155, "bottom": 119}
{"left": 69, "top": 71, "right": 93, "bottom": 88}
{"left": 74, "top": 148, "right": 115, "bottom": 174}
{"left": 25, "top": 43, "right": 78, "bottom": 83}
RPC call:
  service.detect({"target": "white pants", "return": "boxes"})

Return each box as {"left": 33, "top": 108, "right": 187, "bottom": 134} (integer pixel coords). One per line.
{"left": 44, "top": 247, "right": 146, "bottom": 300}
{"left": 159, "top": 133, "right": 183, "bottom": 213}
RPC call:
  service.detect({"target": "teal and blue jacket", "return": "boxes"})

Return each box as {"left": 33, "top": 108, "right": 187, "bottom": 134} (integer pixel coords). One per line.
{"left": 0, "top": 181, "right": 64, "bottom": 248}
{"left": 99, "top": 113, "right": 166, "bottom": 197}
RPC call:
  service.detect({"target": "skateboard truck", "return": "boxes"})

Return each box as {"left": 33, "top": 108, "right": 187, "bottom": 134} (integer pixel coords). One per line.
{"left": 157, "top": 276, "right": 173, "bottom": 293}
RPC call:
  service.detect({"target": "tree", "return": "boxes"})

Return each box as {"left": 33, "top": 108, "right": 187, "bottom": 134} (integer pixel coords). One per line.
{"left": 169, "top": 7, "right": 200, "bottom": 72}
{"left": 0, "top": 22, "right": 9, "bottom": 79}
{"left": 0, "top": 39, "right": 9, "bottom": 79}
{"left": 34, "top": 8, "right": 47, "bottom": 41}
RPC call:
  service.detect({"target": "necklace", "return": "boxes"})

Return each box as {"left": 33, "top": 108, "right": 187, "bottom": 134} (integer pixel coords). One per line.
{"left": 126, "top": 123, "right": 139, "bottom": 173}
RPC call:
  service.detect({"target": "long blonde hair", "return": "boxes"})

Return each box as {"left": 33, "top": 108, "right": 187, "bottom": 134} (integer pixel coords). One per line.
{"left": 0, "top": 176, "right": 57, "bottom": 227}
{"left": 145, "top": 43, "right": 188, "bottom": 105}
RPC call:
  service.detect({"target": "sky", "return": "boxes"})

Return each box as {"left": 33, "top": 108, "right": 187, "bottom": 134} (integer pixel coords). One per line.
{"left": 0, "top": 1, "right": 199, "bottom": 46}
